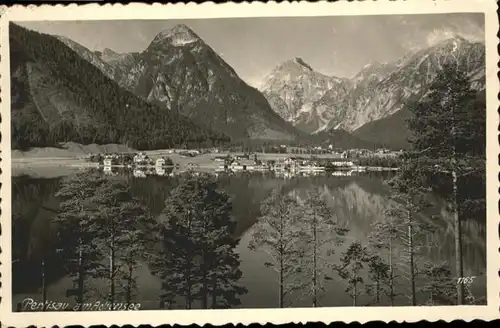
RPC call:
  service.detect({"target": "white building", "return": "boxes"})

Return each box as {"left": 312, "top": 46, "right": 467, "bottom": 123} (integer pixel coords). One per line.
{"left": 133, "top": 152, "right": 147, "bottom": 164}
{"left": 133, "top": 169, "right": 146, "bottom": 178}
{"left": 331, "top": 160, "right": 354, "bottom": 167}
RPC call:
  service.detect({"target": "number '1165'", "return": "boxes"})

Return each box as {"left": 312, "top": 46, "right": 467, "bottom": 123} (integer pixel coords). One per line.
{"left": 457, "top": 276, "right": 476, "bottom": 284}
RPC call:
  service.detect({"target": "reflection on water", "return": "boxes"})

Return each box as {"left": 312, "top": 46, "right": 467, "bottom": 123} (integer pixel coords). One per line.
{"left": 11, "top": 168, "right": 486, "bottom": 310}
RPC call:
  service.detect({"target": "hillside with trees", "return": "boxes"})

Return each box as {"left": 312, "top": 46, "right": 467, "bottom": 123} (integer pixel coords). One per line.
{"left": 10, "top": 23, "right": 229, "bottom": 150}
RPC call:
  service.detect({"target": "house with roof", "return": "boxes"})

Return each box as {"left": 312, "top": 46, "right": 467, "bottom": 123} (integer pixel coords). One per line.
{"left": 155, "top": 157, "right": 166, "bottom": 167}
{"left": 133, "top": 152, "right": 147, "bottom": 165}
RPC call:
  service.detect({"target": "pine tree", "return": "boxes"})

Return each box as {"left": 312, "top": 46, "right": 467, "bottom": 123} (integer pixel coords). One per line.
{"left": 334, "top": 241, "right": 371, "bottom": 306}
{"left": 115, "top": 201, "right": 156, "bottom": 305}
{"left": 385, "top": 163, "right": 433, "bottom": 306}
{"left": 298, "top": 188, "right": 348, "bottom": 307}
{"left": 54, "top": 172, "right": 107, "bottom": 310}
{"left": 89, "top": 179, "right": 155, "bottom": 308}
{"left": 420, "top": 261, "right": 456, "bottom": 305}
{"left": 151, "top": 173, "right": 246, "bottom": 309}
{"left": 368, "top": 215, "right": 399, "bottom": 305}
{"left": 248, "top": 189, "right": 306, "bottom": 308}
{"left": 404, "top": 63, "right": 485, "bottom": 304}
{"left": 202, "top": 182, "right": 247, "bottom": 309}
{"left": 364, "top": 254, "right": 390, "bottom": 305}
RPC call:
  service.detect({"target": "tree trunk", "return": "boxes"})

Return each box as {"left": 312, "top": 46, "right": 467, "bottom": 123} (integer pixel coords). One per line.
{"left": 279, "top": 214, "right": 284, "bottom": 308}
{"left": 185, "top": 212, "right": 193, "bottom": 309}
{"left": 186, "top": 263, "right": 192, "bottom": 309}
{"left": 77, "top": 240, "right": 84, "bottom": 311}
{"left": 76, "top": 207, "right": 85, "bottom": 312}
{"left": 312, "top": 212, "right": 317, "bottom": 308}
{"left": 353, "top": 276, "right": 357, "bottom": 307}
{"left": 211, "top": 275, "right": 217, "bottom": 309}
{"left": 41, "top": 259, "right": 47, "bottom": 311}
{"left": 453, "top": 170, "right": 464, "bottom": 305}
{"left": 201, "top": 216, "right": 209, "bottom": 309}
{"left": 126, "top": 257, "right": 133, "bottom": 305}
{"left": 202, "top": 256, "right": 208, "bottom": 309}
{"left": 110, "top": 241, "right": 115, "bottom": 310}
{"left": 389, "top": 239, "right": 394, "bottom": 306}
{"left": 279, "top": 260, "right": 284, "bottom": 308}
{"left": 408, "top": 209, "right": 416, "bottom": 306}
{"left": 375, "top": 273, "right": 380, "bottom": 304}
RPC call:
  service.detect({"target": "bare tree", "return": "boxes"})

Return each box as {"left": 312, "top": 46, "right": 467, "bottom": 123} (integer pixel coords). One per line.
{"left": 248, "top": 189, "right": 306, "bottom": 308}
{"left": 297, "top": 188, "right": 348, "bottom": 307}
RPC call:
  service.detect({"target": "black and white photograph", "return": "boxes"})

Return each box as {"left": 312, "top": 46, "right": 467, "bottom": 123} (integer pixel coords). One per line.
{"left": 1, "top": 0, "right": 498, "bottom": 326}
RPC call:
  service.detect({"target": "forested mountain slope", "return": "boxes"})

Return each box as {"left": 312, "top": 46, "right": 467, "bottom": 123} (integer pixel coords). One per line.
{"left": 10, "top": 23, "right": 229, "bottom": 150}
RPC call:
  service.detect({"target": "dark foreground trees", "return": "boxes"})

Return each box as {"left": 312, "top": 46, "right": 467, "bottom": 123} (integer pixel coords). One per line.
{"left": 150, "top": 173, "right": 247, "bottom": 309}
{"left": 89, "top": 180, "right": 156, "bottom": 308}
{"left": 403, "top": 63, "right": 485, "bottom": 305}
{"left": 54, "top": 171, "right": 155, "bottom": 309}
{"left": 359, "top": 64, "right": 484, "bottom": 306}
{"left": 54, "top": 172, "right": 107, "bottom": 309}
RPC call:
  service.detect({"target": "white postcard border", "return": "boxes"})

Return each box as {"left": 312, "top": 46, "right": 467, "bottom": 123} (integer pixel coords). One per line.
{"left": 0, "top": 0, "right": 499, "bottom": 326}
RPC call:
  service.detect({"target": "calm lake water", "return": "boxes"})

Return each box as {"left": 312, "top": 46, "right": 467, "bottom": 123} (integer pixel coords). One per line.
{"left": 11, "top": 168, "right": 486, "bottom": 309}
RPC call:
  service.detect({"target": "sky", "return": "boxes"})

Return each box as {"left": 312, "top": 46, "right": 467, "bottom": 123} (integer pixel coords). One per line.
{"left": 18, "top": 13, "right": 484, "bottom": 87}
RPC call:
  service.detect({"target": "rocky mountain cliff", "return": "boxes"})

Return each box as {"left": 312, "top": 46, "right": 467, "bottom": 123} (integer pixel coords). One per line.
{"left": 56, "top": 35, "right": 117, "bottom": 80}
{"left": 262, "top": 36, "right": 485, "bottom": 141}
{"left": 259, "top": 58, "right": 347, "bottom": 133}
{"left": 57, "top": 37, "right": 142, "bottom": 86}
{"left": 115, "top": 24, "right": 300, "bottom": 141}
{"left": 322, "top": 36, "right": 485, "bottom": 132}
{"left": 94, "top": 48, "right": 141, "bottom": 83}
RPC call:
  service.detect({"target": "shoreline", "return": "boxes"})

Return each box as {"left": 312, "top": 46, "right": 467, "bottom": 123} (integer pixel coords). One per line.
{"left": 11, "top": 156, "right": 398, "bottom": 179}
{"left": 11, "top": 145, "right": 400, "bottom": 177}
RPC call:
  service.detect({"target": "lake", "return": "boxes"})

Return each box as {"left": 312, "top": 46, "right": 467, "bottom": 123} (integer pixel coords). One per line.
{"left": 11, "top": 167, "right": 487, "bottom": 310}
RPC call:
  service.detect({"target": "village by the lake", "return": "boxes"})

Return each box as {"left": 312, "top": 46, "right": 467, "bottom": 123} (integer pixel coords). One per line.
{"left": 84, "top": 145, "right": 400, "bottom": 176}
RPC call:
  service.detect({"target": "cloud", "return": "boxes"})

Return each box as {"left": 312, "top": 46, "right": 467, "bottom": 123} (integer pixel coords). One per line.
{"left": 426, "top": 29, "right": 460, "bottom": 47}
{"left": 426, "top": 28, "right": 484, "bottom": 47}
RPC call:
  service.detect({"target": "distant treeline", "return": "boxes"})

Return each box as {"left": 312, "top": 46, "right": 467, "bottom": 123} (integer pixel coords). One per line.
{"left": 10, "top": 23, "right": 229, "bottom": 151}
{"left": 355, "top": 156, "right": 402, "bottom": 168}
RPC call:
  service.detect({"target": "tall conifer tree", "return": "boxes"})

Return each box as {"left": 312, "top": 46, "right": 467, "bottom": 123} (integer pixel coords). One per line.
{"left": 404, "top": 63, "right": 485, "bottom": 304}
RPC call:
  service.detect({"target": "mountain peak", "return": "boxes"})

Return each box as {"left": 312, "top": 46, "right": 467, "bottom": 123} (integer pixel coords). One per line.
{"left": 441, "top": 34, "right": 468, "bottom": 45}
{"left": 430, "top": 34, "right": 477, "bottom": 50}
{"left": 102, "top": 48, "right": 118, "bottom": 56}
{"left": 170, "top": 24, "right": 196, "bottom": 34}
{"left": 292, "top": 57, "right": 314, "bottom": 71}
{"left": 152, "top": 24, "right": 201, "bottom": 46}
{"left": 424, "top": 34, "right": 476, "bottom": 56}
{"left": 272, "top": 57, "right": 315, "bottom": 74}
